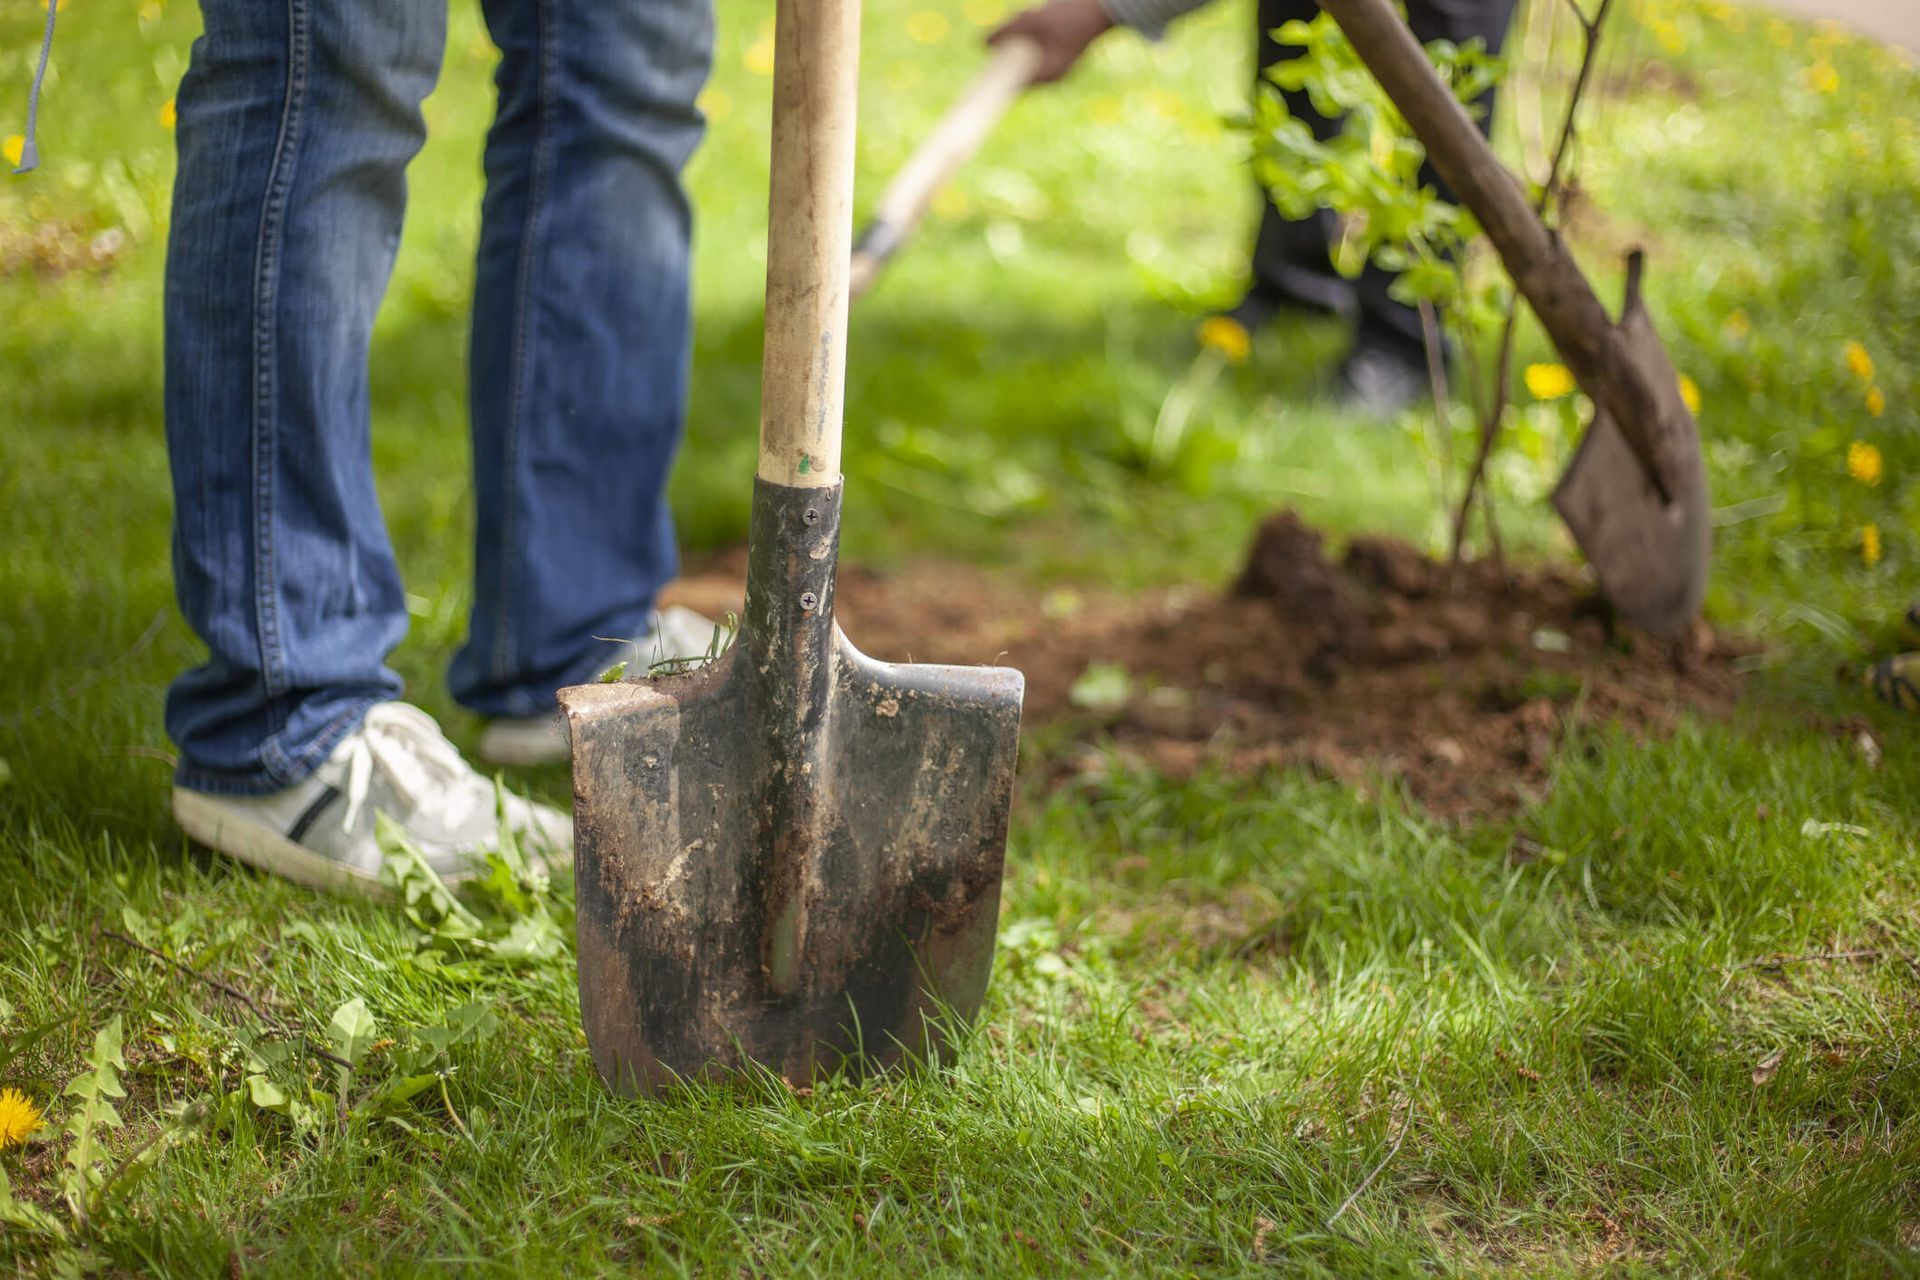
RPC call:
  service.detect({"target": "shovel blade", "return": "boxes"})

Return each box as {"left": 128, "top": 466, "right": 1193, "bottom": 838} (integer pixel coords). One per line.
{"left": 559, "top": 633, "right": 1022, "bottom": 1096}
{"left": 1551, "top": 282, "right": 1712, "bottom": 637}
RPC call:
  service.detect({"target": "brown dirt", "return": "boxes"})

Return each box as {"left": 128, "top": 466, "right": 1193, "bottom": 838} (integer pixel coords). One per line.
{"left": 662, "top": 510, "right": 1747, "bottom": 820}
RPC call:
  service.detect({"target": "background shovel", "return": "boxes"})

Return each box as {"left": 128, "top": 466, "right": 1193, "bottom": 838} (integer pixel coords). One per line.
{"left": 557, "top": 0, "right": 1025, "bottom": 1096}
{"left": 1317, "top": 0, "right": 1711, "bottom": 636}
{"left": 849, "top": 37, "right": 1042, "bottom": 300}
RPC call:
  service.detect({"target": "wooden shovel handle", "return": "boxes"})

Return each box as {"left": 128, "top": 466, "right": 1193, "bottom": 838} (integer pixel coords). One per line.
{"left": 849, "top": 37, "right": 1043, "bottom": 299}
{"left": 1315, "top": 0, "right": 1670, "bottom": 496}
{"left": 760, "top": 0, "right": 863, "bottom": 488}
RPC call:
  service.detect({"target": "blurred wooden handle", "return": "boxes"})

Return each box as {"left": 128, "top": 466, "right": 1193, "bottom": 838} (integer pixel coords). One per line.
{"left": 849, "top": 36, "right": 1043, "bottom": 300}
{"left": 760, "top": 0, "right": 863, "bottom": 487}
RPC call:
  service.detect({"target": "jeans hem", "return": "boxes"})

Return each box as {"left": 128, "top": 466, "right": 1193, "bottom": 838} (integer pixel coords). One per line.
{"left": 173, "top": 694, "right": 383, "bottom": 797}
{"left": 452, "top": 604, "right": 657, "bottom": 720}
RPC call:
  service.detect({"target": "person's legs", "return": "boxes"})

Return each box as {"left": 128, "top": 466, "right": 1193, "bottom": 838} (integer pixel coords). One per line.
{"left": 1239, "top": 0, "right": 1357, "bottom": 325}
{"left": 449, "top": 0, "right": 715, "bottom": 720}
{"left": 165, "top": 0, "right": 446, "bottom": 795}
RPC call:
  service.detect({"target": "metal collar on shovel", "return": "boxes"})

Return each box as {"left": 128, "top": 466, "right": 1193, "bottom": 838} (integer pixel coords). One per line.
{"left": 1317, "top": 0, "right": 1711, "bottom": 636}
{"left": 558, "top": 0, "right": 1024, "bottom": 1096}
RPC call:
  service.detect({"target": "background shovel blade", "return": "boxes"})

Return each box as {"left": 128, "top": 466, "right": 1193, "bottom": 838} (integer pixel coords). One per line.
{"left": 560, "top": 636, "right": 1022, "bottom": 1096}
{"left": 1551, "top": 285, "right": 1712, "bottom": 639}
{"left": 1552, "top": 405, "right": 1711, "bottom": 637}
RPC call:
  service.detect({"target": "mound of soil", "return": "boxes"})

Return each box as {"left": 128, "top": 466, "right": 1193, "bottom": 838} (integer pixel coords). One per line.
{"left": 663, "top": 510, "right": 1747, "bottom": 819}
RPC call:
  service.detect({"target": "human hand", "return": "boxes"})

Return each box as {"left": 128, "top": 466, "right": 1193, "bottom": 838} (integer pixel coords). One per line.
{"left": 987, "top": 0, "right": 1114, "bottom": 84}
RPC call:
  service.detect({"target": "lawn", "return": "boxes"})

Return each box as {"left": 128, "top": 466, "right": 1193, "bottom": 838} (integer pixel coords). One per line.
{"left": 3, "top": 0, "right": 1918, "bottom": 1274}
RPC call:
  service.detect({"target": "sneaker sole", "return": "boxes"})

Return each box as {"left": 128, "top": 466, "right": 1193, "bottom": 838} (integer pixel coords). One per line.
{"left": 171, "top": 788, "right": 397, "bottom": 897}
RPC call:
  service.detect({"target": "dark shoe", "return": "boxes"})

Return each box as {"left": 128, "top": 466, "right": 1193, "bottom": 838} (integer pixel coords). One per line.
{"left": 1869, "top": 653, "right": 1920, "bottom": 713}
{"left": 1337, "top": 344, "right": 1429, "bottom": 418}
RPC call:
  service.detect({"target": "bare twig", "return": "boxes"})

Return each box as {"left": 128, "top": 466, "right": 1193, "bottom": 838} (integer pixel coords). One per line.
{"left": 101, "top": 928, "right": 354, "bottom": 1071}
{"left": 1737, "top": 949, "right": 1883, "bottom": 971}
{"left": 1447, "top": 0, "right": 1613, "bottom": 566}
{"left": 1417, "top": 299, "right": 1456, "bottom": 512}
{"left": 0, "top": 607, "right": 170, "bottom": 729}
{"left": 1325, "top": 1094, "right": 1418, "bottom": 1229}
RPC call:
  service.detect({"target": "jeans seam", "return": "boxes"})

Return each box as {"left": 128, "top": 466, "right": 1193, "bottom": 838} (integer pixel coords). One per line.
{"left": 489, "top": 0, "right": 558, "bottom": 689}
{"left": 250, "top": 0, "right": 312, "bottom": 734}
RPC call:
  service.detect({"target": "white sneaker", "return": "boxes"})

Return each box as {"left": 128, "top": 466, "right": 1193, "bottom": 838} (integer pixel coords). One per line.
{"left": 172, "top": 701, "right": 573, "bottom": 895}
{"left": 476, "top": 606, "right": 729, "bottom": 766}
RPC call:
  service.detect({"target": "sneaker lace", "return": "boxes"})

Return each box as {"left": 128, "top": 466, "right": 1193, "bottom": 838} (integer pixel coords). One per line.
{"left": 337, "top": 703, "right": 488, "bottom": 836}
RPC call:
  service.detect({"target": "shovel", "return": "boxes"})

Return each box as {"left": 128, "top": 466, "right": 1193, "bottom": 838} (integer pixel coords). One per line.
{"left": 850, "top": 37, "right": 1043, "bottom": 300}
{"left": 556, "top": 0, "right": 1024, "bottom": 1096}
{"left": 1317, "top": 0, "right": 1711, "bottom": 636}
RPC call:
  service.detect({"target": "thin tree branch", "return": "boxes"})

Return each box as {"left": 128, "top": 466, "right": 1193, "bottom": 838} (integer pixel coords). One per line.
{"left": 1448, "top": 0, "right": 1613, "bottom": 566}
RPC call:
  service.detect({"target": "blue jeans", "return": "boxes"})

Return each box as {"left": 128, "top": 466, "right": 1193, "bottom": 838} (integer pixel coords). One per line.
{"left": 163, "top": 0, "right": 712, "bottom": 795}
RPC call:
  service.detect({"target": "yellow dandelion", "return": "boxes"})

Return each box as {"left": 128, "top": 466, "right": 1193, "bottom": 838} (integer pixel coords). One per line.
{"left": 1867, "top": 386, "right": 1885, "bottom": 417}
{"left": 1805, "top": 61, "right": 1839, "bottom": 93}
{"left": 2, "top": 135, "right": 22, "bottom": 169}
{"left": 1847, "top": 440, "right": 1883, "bottom": 486}
{"left": 1845, "top": 340, "right": 1874, "bottom": 382}
{"left": 1650, "top": 18, "right": 1685, "bottom": 54}
{"left": 1862, "top": 523, "right": 1882, "bottom": 567}
{"left": 696, "top": 87, "right": 732, "bottom": 123}
{"left": 1196, "top": 315, "right": 1251, "bottom": 363}
{"left": 1525, "top": 362, "right": 1577, "bottom": 400}
{"left": 1767, "top": 18, "right": 1794, "bottom": 47}
{"left": 962, "top": 0, "right": 1006, "bottom": 26}
{"left": 1724, "top": 309, "right": 1751, "bottom": 339}
{"left": 930, "top": 185, "right": 969, "bottom": 218}
{"left": 1678, "top": 374, "right": 1702, "bottom": 414}
{"left": 160, "top": 98, "right": 178, "bottom": 129}
{"left": 744, "top": 36, "right": 776, "bottom": 76}
{"left": 905, "top": 10, "right": 951, "bottom": 44}
{"left": 0, "top": 1088, "right": 41, "bottom": 1149}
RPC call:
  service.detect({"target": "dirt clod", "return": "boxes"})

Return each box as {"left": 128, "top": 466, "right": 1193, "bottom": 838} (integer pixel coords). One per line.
{"left": 664, "top": 509, "right": 1747, "bottom": 820}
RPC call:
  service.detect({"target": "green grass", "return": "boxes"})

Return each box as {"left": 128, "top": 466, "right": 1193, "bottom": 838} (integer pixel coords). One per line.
{"left": 3, "top": 0, "right": 1918, "bottom": 1273}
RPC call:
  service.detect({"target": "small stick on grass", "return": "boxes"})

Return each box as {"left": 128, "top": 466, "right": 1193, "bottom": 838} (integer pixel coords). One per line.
{"left": 102, "top": 928, "right": 355, "bottom": 1070}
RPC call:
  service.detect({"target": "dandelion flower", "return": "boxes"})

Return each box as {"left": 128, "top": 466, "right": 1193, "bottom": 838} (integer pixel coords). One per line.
{"left": 905, "top": 10, "right": 951, "bottom": 44}
{"left": 1525, "top": 362, "right": 1576, "bottom": 400}
{"left": 696, "top": 87, "right": 732, "bottom": 123}
{"left": 0, "top": 1088, "right": 41, "bottom": 1149}
{"left": 1196, "top": 315, "right": 1251, "bottom": 363}
{"left": 1862, "top": 523, "right": 1882, "bottom": 566}
{"left": 930, "top": 185, "right": 970, "bottom": 219}
{"left": 744, "top": 36, "right": 776, "bottom": 76}
{"left": 1678, "top": 374, "right": 1701, "bottom": 414}
{"left": 159, "top": 98, "right": 177, "bottom": 129}
{"left": 1806, "top": 62, "right": 1840, "bottom": 93}
{"left": 1, "top": 136, "right": 22, "bottom": 169}
{"left": 1866, "top": 386, "right": 1885, "bottom": 417}
{"left": 1845, "top": 340, "right": 1874, "bottom": 382}
{"left": 1847, "top": 440, "right": 1883, "bottom": 486}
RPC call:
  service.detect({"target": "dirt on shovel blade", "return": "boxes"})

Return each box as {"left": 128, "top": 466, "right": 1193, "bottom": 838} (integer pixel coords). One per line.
{"left": 664, "top": 509, "right": 1747, "bottom": 820}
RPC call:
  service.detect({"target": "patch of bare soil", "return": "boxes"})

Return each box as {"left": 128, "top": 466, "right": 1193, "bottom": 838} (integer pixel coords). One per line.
{"left": 663, "top": 509, "right": 1747, "bottom": 820}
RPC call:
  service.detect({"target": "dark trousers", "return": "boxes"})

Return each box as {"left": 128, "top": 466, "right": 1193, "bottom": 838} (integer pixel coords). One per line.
{"left": 1251, "top": 0, "right": 1517, "bottom": 360}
